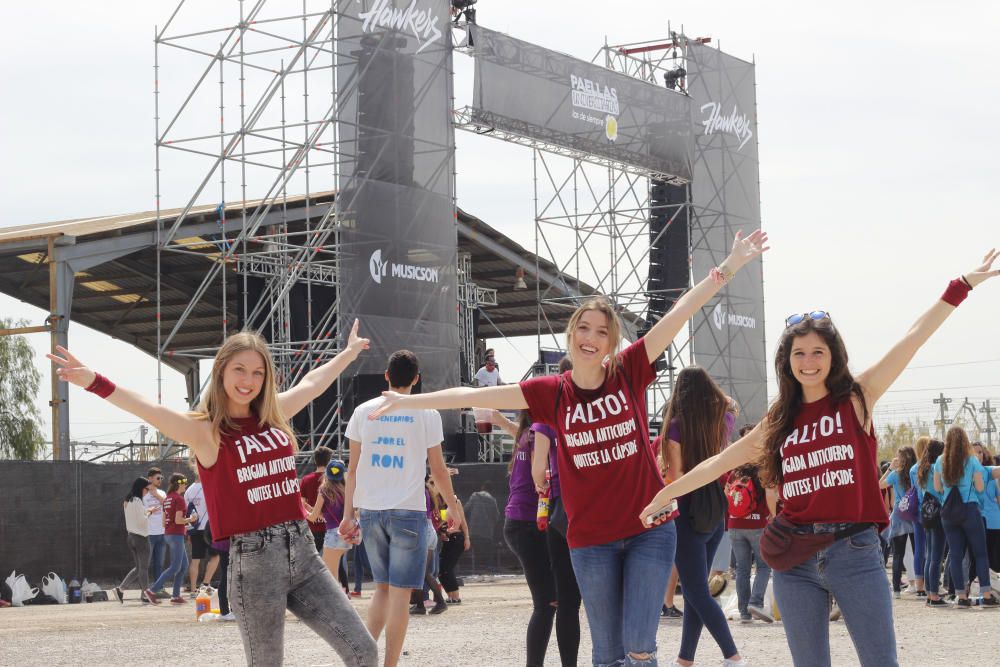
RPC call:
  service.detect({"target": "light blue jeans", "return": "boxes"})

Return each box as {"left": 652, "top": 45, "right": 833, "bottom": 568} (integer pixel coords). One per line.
{"left": 147, "top": 534, "right": 166, "bottom": 584}
{"left": 569, "top": 522, "right": 676, "bottom": 666}
{"left": 730, "top": 527, "right": 771, "bottom": 614}
{"left": 150, "top": 534, "right": 188, "bottom": 597}
{"left": 773, "top": 526, "right": 897, "bottom": 667}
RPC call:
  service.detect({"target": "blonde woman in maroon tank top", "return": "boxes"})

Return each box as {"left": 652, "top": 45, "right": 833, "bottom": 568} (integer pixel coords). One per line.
{"left": 48, "top": 320, "right": 378, "bottom": 666}
{"left": 642, "top": 250, "right": 1000, "bottom": 667}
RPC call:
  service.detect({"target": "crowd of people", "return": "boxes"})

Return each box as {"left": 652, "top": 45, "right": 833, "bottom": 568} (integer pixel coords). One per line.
{"left": 49, "top": 236, "right": 1000, "bottom": 666}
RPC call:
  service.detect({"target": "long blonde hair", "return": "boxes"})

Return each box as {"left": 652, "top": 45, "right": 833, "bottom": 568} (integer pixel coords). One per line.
{"left": 194, "top": 331, "right": 297, "bottom": 452}
{"left": 565, "top": 296, "right": 623, "bottom": 376}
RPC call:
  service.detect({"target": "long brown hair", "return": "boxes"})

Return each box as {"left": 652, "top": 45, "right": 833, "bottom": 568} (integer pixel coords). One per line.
{"left": 917, "top": 439, "right": 944, "bottom": 489}
{"left": 660, "top": 366, "right": 730, "bottom": 473}
{"left": 759, "top": 316, "right": 867, "bottom": 488}
{"left": 914, "top": 435, "right": 931, "bottom": 462}
{"left": 565, "top": 296, "right": 622, "bottom": 376}
{"left": 193, "top": 331, "right": 297, "bottom": 452}
{"left": 319, "top": 477, "right": 345, "bottom": 505}
{"left": 894, "top": 446, "right": 916, "bottom": 491}
{"left": 507, "top": 410, "right": 534, "bottom": 474}
{"left": 941, "top": 426, "right": 972, "bottom": 487}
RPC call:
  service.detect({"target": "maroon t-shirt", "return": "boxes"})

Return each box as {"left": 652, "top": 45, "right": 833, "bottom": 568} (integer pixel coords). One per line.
{"left": 520, "top": 339, "right": 668, "bottom": 548}
{"left": 163, "top": 492, "right": 187, "bottom": 536}
{"left": 779, "top": 396, "right": 889, "bottom": 529}
{"left": 198, "top": 417, "right": 306, "bottom": 539}
{"left": 300, "top": 471, "right": 326, "bottom": 534}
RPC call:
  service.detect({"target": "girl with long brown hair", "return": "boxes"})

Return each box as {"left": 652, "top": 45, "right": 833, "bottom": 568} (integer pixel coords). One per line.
{"left": 641, "top": 250, "right": 1000, "bottom": 666}
{"left": 371, "top": 231, "right": 767, "bottom": 666}
{"left": 932, "top": 426, "right": 999, "bottom": 607}
{"left": 906, "top": 435, "right": 932, "bottom": 597}
{"left": 879, "top": 445, "right": 917, "bottom": 597}
{"left": 658, "top": 366, "right": 741, "bottom": 666}
{"left": 48, "top": 321, "right": 378, "bottom": 666}
{"left": 915, "top": 439, "right": 947, "bottom": 605}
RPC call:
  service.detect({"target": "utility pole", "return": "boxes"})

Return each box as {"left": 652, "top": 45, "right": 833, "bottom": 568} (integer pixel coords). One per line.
{"left": 981, "top": 400, "right": 997, "bottom": 449}
{"left": 933, "top": 393, "right": 953, "bottom": 439}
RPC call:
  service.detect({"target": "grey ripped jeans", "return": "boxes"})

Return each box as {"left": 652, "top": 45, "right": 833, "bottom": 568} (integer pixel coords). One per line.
{"left": 229, "top": 520, "right": 377, "bottom": 666}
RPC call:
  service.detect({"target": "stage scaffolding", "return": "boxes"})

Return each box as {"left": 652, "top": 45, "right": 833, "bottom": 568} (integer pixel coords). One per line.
{"left": 151, "top": 1, "right": 756, "bottom": 454}
{"left": 154, "top": 1, "right": 349, "bottom": 453}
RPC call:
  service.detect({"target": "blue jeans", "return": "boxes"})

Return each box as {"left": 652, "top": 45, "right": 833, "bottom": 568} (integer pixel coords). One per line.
{"left": 570, "top": 521, "right": 676, "bottom": 667}
{"left": 673, "top": 507, "right": 737, "bottom": 662}
{"left": 359, "top": 509, "right": 429, "bottom": 589}
{"left": 353, "top": 542, "right": 371, "bottom": 593}
{"left": 730, "top": 528, "right": 771, "bottom": 614}
{"left": 911, "top": 520, "right": 925, "bottom": 583}
{"left": 148, "top": 534, "right": 166, "bottom": 584}
{"left": 773, "top": 526, "right": 897, "bottom": 667}
{"left": 150, "top": 534, "right": 188, "bottom": 597}
{"left": 942, "top": 503, "right": 992, "bottom": 594}
{"left": 923, "top": 524, "right": 946, "bottom": 594}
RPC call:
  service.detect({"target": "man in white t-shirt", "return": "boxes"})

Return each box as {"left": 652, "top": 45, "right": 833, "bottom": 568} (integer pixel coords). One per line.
{"left": 184, "top": 473, "right": 220, "bottom": 596}
{"left": 474, "top": 355, "right": 501, "bottom": 387}
{"left": 143, "top": 467, "right": 167, "bottom": 588}
{"left": 342, "top": 350, "right": 465, "bottom": 667}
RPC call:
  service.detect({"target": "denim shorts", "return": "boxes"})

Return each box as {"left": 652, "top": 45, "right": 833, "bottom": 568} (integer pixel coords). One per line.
{"left": 359, "top": 509, "right": 429, "bottom": 589}
{"left": 324, "top": 529, "right": 354, "bottom": 551}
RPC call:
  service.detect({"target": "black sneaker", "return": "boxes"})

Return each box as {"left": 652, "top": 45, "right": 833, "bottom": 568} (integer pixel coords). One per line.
{"left": 661, "top": 605, "right": 683, "bottom": 619}
{"left": 982, "top": 595, "right": 1000, "bottom": 608}
{"left": 113, "top": 586, "right": 124, "bottom": 604}
{"left": 926, "top": 597, "right": 947, "bottom": 608}
{"left": 956, "top": 598, "right": 972, "bottom": 609}
{"left": 409, "top": 603, "right": 426, "bottom": 615}
{"left": 429, "top": 601, "right": 448, "bottom": 615}
{"left": 915, "top": 590, "right": 928, "bottom": 598}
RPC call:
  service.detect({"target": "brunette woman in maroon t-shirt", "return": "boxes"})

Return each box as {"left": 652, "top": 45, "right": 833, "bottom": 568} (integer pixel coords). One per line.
{"left": 371, "top": 230, "right": 767, "bottom": 667}
{"left": 643, "top": 250, "right": 1000, "bottom": 667}
{"left": 48, "top": 320, "right": 379, "bottom": 667}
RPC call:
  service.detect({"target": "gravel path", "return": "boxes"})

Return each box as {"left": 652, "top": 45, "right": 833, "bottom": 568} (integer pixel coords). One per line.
{"left": 0, "top": 576, "right": 993, "bottom": 665}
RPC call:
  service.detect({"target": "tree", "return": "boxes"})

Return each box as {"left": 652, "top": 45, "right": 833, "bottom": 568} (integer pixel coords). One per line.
{"left": 0, "top": 318, "right": 45, "bottom": 460}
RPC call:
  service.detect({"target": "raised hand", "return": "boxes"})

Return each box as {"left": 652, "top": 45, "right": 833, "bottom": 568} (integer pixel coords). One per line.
{"left": 368, "top": 391, "right": 405, "bottom": 419}
{"left": 46, "top": 346, "right": 96, "bottom": 389}
{"left": 346, "top": 318, "right": 370, "bottom": 356}
{"left": 725, "top": 229, "right": 770, "bottom": 270}
{"left": 965, "top": 248, "right": 1000, "bottom": 288}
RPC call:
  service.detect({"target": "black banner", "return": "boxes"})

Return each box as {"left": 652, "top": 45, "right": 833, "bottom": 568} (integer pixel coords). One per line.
{"left": 335, "top": 0, "right": 459, "bottom": 389}
{"left": 470, "top": 26, "right": 692, "bottom": 180}
{"left": 686, "top": 43, "right": 767, "bottom": 424}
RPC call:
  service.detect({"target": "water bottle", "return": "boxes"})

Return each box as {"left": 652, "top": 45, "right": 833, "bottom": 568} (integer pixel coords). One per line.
{"left": 536, "top": 470, "right": 552, "bottom": 532}
{"left": 68, "top": 577, "right": 82, "bottom": 604}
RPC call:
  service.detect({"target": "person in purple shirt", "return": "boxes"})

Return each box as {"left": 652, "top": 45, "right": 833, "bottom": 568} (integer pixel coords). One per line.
{"left": 495, "top": 409, "right": 564, "bottom": 667}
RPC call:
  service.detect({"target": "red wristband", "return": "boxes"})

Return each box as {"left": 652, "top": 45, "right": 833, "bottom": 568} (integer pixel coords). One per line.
{"left": 84, "top": 373, "right": 116, "bottom": 398}
{"left": 941, "top": 278, "right": 971, "bottom": 307}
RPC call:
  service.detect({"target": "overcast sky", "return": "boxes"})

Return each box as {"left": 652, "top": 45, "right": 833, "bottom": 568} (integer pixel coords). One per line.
{"left": 2, "top": 1, "right": 999, "bottom": 450}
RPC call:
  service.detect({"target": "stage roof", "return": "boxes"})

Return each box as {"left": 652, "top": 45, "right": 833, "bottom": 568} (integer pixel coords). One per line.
{"left": 0, "top": 193, "right": 615, "bottom": 371}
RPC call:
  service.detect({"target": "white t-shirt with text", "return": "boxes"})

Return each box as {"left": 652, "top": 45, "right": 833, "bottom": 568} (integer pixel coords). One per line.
{"left": 346, "top": 397, "right": 443, "bottom": 512}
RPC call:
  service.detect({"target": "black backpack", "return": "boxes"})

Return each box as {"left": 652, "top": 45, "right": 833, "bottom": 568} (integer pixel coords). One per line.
{"left": 940, "top": 486, "right": 972, "bottom": 525}
{"left": 920, "top": 492, "right": 942, "bottom": 529}
{"left": 689, "top": 480, "right": 727, "bottom": 533}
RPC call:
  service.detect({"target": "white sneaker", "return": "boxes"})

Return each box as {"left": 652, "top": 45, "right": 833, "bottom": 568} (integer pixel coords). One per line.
{"left": 722, "top": 659, "right": 748, "bottom": 667}
{"left": 220, "top": 612, "right": 236, "bottom": 621}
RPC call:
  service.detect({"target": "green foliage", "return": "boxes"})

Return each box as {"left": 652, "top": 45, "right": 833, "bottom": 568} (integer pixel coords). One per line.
{"left": 877, "top": 418, "right": 932, "bottom": 463}
{"left": 0, "top": 318, "right": 45, "bottom": 460}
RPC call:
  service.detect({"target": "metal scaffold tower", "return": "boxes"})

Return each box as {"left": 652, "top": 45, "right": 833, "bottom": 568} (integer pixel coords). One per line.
{"left": 154, "top": 1, "right": 346, "bottom": 453}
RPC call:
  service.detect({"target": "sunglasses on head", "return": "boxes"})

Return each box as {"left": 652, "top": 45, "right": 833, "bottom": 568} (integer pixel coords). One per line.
{"left": 784, "top": 310, "right": 831, "bottom": 328}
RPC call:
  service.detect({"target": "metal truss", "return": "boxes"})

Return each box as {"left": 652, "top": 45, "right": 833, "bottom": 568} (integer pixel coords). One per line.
{"left": 154, "top": 1, "right": 349, "bottom": 455}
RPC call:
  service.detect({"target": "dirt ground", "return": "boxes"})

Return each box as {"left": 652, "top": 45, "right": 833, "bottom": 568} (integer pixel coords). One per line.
{"left": 0, "top": 575, "right": 995, "bottom": 666}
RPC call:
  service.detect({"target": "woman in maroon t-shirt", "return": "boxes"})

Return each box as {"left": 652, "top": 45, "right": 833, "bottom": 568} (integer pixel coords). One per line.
{"left": 48, "top": 321, "right": 379, "bottom": 666}
{"left": 148, "top": 472, "right": 198, "bottom": 604}
{"left": 642, "top": 250, "right": 1000, "bottom": 667}
{"left": 371, "top": 231, "right": 768, "bottom": 666}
